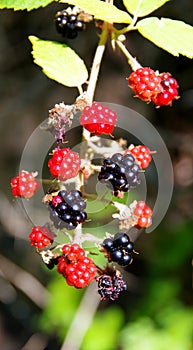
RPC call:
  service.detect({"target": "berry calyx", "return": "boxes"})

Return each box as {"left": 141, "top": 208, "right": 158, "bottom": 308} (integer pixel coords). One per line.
{"left": 98, "top": 153, "right": 140, "bottom": 196}
{"left": 10, "top": 171, "right": 40, "bottom": 199}
{"left": 80, "top": 102, "right": 117, "bottom": 135}
{"left": 57, "top": 244, "right": 96, "bottom": 288}
{"left": 48, "top": 147, "right": 81, "bottom": 180}
{"left": 134, "top": 201, "right": 152, "bottom": 228}
{"left": 128, "top": 67, "right": 162, "bottom": 102}
{"left": 125, "top": 145, "right": 152, "bottom": 169}
{"left": 29, "top": 226, "right": 55, "bottom": 249}
{"left": 48, "top": 190, "right": 87, "bottom": 230}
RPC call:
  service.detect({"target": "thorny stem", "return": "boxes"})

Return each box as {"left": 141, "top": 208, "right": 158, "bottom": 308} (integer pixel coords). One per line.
{"left": 116, "top": 39, "right": 142, "bottom": 71}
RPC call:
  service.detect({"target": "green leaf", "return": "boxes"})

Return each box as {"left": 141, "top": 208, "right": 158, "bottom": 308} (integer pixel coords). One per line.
{"left": 137, "top": 17, "right": 193, "bottom": 58}
{"left": 0, "top": 0, "right": 54, "bottom": 11}
{"left": 29, "top": 36, "right": 88, "bottom": 87}
{"left": 61, "top": 0, "right": 132, "bottom": 23}
{"left": 82, "top": 307, "right": 124, "bottom": 350}
{"left": 123, "top": 0, "right": 169, "bottom": 17}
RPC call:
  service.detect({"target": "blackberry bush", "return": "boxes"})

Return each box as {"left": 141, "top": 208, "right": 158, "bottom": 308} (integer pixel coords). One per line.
{"left": 5, "top": 0, "right": 192, "bottom": 336}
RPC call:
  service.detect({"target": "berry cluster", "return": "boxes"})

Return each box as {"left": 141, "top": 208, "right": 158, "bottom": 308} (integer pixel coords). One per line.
{"left": 128, "top": 67, "right": 162, "bottom": 102}
{"left": 97, "top": 270, "right": 127, "bottom": 301}
{"left": 152, "top": 72, "right": 179, "bottom": 106}
{"left": 98, "top": 153, "right": 140, "bottom": 196}
{"left": 55, "top": 7, "right": 86, "bottom": 39}
{"left": 134, "top": 201, "right": 152, "bottom": 228}
{"left": 29, "top": 226, "right": 55, "bottom": 249}
{"left": 102, "top": 233, "right": 134, "bottom": 266}
{"left": 125, "top": 145, "right": 152, "bottom": 169}
{"left": 10, "top": 171, "right": 40, "bottom": 199}
{"left": 48, "top": 148, "right": 81, "bottom": 180}
{"left": 57, "top": 244, "right": 96, "bottom": 288}
{"left": 80, "top": 102, "right": 117, "bottom": 135}
{"left": 49, "top": 190, "right": 87, "bottom": 230}
{"left": 128, "top": 67, "right": 179, "bottom": 106}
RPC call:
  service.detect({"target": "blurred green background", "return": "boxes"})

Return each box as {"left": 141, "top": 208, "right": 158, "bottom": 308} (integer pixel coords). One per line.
{"left": 0, "top": 1, "right": 193, "bottom": 349}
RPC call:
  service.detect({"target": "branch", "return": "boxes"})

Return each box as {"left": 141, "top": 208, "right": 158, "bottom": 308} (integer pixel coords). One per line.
{"left": 0, "top": 254, "right": 50, "bottom": 309}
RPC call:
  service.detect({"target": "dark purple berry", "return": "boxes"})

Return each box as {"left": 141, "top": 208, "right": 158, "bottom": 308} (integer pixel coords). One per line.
{"left": 103, "top": 238, "right": 114, "bottom": 252}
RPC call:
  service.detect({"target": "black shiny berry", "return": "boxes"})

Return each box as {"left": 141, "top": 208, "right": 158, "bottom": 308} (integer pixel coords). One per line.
{"left": 103, "top": 238, "right": 114, "bottom": 252}
{"left": 113, "top": 233, "right": 129, "bottom": 247}
{"left": 55, "top": 7, "right": 86, "bottom": 39}
{"left": 98, "top": 152, "right": 140, "bottom": 196}
{"left": 49, "top": 190, "right": 87, "bottom": 230}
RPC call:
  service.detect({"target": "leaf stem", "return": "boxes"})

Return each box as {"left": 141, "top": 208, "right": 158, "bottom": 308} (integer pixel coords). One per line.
{"left": 116, "top": 39, "right": 142, "bottom": 71}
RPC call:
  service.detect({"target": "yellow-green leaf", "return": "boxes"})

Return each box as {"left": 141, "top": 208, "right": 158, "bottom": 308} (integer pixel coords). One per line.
{"left": 60, "top": 0, "right": 132, "bottom": 23}
{"left": 137, "top": 17, "right": 193, "bottom": 58}
{"left": 123, "top": 0, "right": 169, "bottom": 17}
{"left": 0, "top": 0, "right": 54, "bottom": 11}
{"left": 29, "top": 36, "right": 88, "bottom": 87}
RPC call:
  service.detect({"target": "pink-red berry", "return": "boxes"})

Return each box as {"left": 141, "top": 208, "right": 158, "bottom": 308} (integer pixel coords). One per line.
{"left": 10, "top": 171, "right": 40, "bottom": 199}
{"left": 58, "top": 243, "right": 96, "bottom": 288}
{"left": 128, "top": 68, "right": 179, "bottom": 106}
{"left": 29, "top": 226, "right": 55, "bottom": 249}
{"left": 48, "top": 147, "right": 81, "bottom": 180}
{"left": 125, "top": 145, "right": 152, "bottom": 169}
{"left": 128, "top": 67, "right": 162, "bottom": 102}
{"left": 152, "top": 72, "right": 179, "bottom": 106}
{"left": 134, "top": 201, "right": 152, "bottom": 228}
{"left": 80, "top": 102, "right": 117, "bottom": 135}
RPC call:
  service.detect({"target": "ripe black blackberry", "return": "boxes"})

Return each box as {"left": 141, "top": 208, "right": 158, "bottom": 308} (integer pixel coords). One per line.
{"left": 98, "top": 153, "right": 140, "bottom": 196}
{"left": 49, "top": 190, "right": 87, "bottom": 230}
{"left": 102, "top": 232, "right": 134, "bottom": 266}
{"left": 55, "top": 7, "right": 86, "bottom": 39}
{"left": 97, "top": 269, "right": 127, "bottom": 301}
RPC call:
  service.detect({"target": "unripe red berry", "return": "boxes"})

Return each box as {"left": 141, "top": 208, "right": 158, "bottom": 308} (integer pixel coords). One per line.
{"left": 48, "top": 148, "right": 81, "bottom": 180}
{"left": 80, "top": 102, "right": 117, "bottom": 135}
{"left": 10, "top": 171, "right": 40, "bottom": 199}
{"left": 29, "top": 226, "right": 55, "bottom": 249}
{"left": 134, "top": 201, "right": 152, "bottom": 228}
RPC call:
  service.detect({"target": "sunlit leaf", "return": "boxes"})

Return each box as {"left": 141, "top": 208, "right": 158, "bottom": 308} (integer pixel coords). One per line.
{"left": 0, "top": 0, "right": 54, "bottom": 11}
{"left": 137, "top": 17, "right": 193, "bottom": 58}
{"left": 29, "top": 36, "right": 88, "bottom": 87}
{"left": 60, "top": 0, "right": 132, "bottom": 23}
{"left": 123, "top": 0, "right": 169, "bottom": 17}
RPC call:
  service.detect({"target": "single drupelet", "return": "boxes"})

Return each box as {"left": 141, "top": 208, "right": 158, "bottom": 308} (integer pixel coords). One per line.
{"left": 49, "top": 190, "right": 87, "bottom": 230}
{"left": 98, "top": 153, "right": 140, "bottom": 196}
